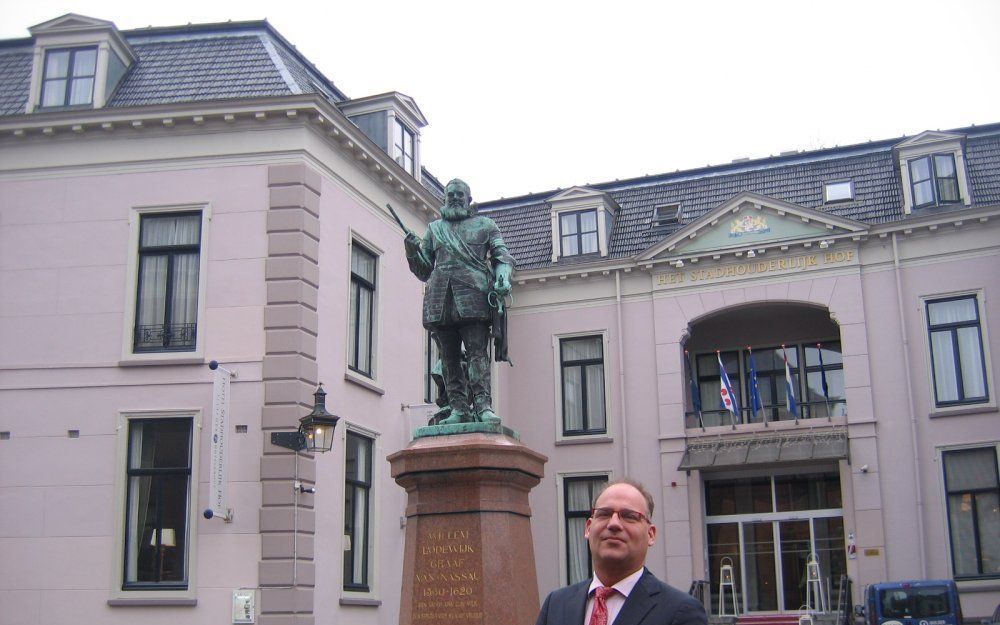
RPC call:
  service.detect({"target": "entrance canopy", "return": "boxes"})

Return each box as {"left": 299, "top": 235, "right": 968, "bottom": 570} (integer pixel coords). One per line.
{"left": 678, "top": 429, "right": 848, "bottom": 470}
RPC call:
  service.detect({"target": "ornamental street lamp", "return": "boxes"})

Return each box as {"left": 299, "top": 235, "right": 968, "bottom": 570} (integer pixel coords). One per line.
{"left": 271, "top": 384, "right": 340, "bottom": 453}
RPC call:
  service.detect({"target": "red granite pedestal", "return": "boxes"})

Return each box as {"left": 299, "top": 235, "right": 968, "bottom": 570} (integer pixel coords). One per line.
{"left": 388, "top": 432, "right": 547, "bottom": 625}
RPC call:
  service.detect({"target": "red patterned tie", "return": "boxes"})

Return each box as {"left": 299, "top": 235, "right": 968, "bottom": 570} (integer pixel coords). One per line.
{"left": 589, "top": 586, "right": 616, "bottom": 625}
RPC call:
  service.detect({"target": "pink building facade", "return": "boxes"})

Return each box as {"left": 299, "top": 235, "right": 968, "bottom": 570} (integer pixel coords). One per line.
{"left": 0, "top": 14, "right": 440, "bottom": 625}
{"left": 485, "top": 129, "right": 1000, "bottom": 620}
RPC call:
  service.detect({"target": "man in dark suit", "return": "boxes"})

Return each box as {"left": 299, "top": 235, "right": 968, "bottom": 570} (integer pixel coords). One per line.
{"left": 536, "top": 479, "right": 708, "bottom": 625}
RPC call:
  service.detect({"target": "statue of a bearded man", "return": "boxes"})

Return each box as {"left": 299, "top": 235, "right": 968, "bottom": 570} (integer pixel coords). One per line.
{"left": 403, "top": 179, "right": 514, "bottom": 424}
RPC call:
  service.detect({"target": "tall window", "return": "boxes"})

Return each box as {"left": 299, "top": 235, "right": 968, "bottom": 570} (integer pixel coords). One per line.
{"left": 123, "top": 418, "right": 192, "bottom": 588}
{"left": 942, "top": 447, "right": 1000, "bottom": 577}
{"left": 563, "top": 475, "right": 608, "bottom": 585}
{"left": 344, "top": 432, "right": 374, "bottom": 591}
{"left": 559, "top": 210, "right": 599, "bottom": 257}
{"left": 909, "top": 154, "right": 960, "bottom": 208}
{"left": 392, "top": 118, "right": 414, "bottom": 175}
{"left": 134, "top": 213, "right": 201, "bottom": 352}
{"left": 803, "top": 343, "right": 846, "bottom": 418}
{"left": 349, "top": 243, "right": 377, "bottom": 377}
{"left": 560, "top": 336, "right": 606, "bottom": 436}
{"left": 927, "top": 296, "right": 988, "bottom": 406}
{"left": 41, "top": 47, "right": 97, "bottom": 108}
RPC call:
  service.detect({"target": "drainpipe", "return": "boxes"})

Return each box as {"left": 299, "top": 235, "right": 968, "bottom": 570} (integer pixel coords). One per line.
{"left": 616, "top": 270, "right": 630, "bottom": 475}
{"left": 891, "top": 232, "right": 927, "bottom": 577}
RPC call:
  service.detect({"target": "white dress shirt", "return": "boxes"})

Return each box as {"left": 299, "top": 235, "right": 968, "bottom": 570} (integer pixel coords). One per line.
{"left": 583, "top": 568, "right": 645, "bottom": 625}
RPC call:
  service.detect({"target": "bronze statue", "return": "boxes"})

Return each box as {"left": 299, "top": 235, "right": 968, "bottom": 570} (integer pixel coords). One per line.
{"left": 393, "top": 179, "right": 514, "bottom": 425}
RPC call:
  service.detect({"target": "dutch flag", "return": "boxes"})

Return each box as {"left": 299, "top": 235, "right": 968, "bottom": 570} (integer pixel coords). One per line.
{"left": 782, "top": 345, "right": 799, "bottom": 418}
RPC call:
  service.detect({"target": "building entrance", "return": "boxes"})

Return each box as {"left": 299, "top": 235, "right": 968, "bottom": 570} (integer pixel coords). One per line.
{"left": 705, "top": 471, "right": 848, "bottom": 614}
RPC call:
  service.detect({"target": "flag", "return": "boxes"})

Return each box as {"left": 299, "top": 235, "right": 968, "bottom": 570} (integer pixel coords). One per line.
{"left": 747, "top": 347, "right": 764, "bottom": 420}
{"left": 782, "top": 345, "right": 798, "bottom": 418}
{"left": 816, "top": 343, "right": 830, "bottom": 401}
{"left": 686, "top": 351, "right": 702, "bottom": 414}
{"left": 718, "top": 352, "right": 740, "bottom": 418}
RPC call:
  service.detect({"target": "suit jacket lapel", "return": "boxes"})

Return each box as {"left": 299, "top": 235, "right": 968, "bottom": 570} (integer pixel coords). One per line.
{"left": 614, "top": 570, "right": 660, "bottom": 625}
{"left": 568, "top": 581, "right": 590, "bottom": 625}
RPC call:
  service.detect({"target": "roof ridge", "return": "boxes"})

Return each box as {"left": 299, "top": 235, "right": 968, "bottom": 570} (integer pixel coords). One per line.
{"left": 259, "top": 33, "right": 300, "bottom": 95}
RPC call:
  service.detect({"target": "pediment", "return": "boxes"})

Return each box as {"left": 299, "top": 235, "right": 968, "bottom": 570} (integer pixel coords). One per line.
{"left": 30, "top": 14, "right": 115, "bottom": 34}
{"left": 894, "top": 130, "right": 965, "bottom": 150}
{"left": 339, "top": 91, "right": 428, "bottom": 128}
{"left": 637, "top": 192, "right": 867, "bottom": 261}
{"left": 547, "top": 186, "right": 619, "bottom": 217}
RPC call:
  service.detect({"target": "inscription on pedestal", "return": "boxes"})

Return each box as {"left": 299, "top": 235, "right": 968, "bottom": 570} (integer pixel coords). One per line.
{"left": 412, "top": 524, "right": 483, "bottom": 622}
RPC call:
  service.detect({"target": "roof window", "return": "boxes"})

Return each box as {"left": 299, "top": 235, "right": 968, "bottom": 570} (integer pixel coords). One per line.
{"left": 823, "top": 181, "right": 854, "bottom": 203}
{"left": 652, "top": 203, "right": 681, "bottom": 226}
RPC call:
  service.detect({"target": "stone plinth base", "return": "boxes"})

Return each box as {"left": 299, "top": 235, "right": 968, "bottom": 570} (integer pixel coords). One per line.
{"left": 388, "top": 433, "right": 547, "bottom": 625}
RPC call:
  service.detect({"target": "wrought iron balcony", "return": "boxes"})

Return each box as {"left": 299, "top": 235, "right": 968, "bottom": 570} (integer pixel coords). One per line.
{"left": 134, "top": 323, "right": 197, "bottom": 352}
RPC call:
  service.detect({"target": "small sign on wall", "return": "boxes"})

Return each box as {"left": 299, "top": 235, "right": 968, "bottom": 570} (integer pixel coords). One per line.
{"left": 233, "top": 589, "right": 255, "bottom": 624}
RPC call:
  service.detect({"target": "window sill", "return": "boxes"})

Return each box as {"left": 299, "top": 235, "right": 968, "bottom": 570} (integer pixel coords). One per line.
{"left": 555, "top": 435, "right": 613, "bottom": 446}
{"left": 119, "top": 356, "right": 205, "bottom": 367}
{"left": 108, "top": 597, "right": 197, "bottom": 606}
{"left": 929, "top": 404, "right": 997, "bottom": 419}
{"left": 956, "top": 578, "right": 1000, "bottom": 592}
{"left": 340, "top": 597, "right": 382, "bottom": 607}
{"left": 344, "top": 370, "right": 386, "bottom": 396}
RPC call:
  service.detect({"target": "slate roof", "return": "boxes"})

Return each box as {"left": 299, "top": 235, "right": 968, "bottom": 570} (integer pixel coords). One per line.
{"left": 0, "top": 49, "right": 31, "bottom": 116}
{"left": 480, "top": 124, "right": 1000, "bottom": 270}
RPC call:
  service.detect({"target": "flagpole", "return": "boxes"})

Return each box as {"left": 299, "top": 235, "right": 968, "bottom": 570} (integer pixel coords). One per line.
{"left": 748, "top": 346, "right": 766, "bottom": 427}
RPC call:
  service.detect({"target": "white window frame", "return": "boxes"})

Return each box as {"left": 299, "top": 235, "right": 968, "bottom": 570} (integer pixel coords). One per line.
{"left": 556, "top": 471, "right": 612, "bottom": 588}
{"left": 120, "top": 204, "right": 211, "bottom": 365}
{"left": 109, "top": 409, "right": 201, "bottom": 604}
{"left": 897, "top": 137, "right": 971, "bottom": 213}
{"left": 344, "top": 233, "right": 384, "bottom": 393}
{"left": 920, "top": 290, "right": 995, "bottom": 416}
{"left": 548, "top": 200, "right": 614, "bottom": 261}
{"left": 652, "top": 203, "right": 681, "bottom": 226}
{"left": 823, "top": 180, "right": 854, "bottom": 203}
{"left": 553, "top": 330, "right": 613, "bottom": 443}
{"left": 341, "top": 423, "right": 381, "bottom": 602}
{"left": 935, "top": 442, "right": 1000, "bottom": 583}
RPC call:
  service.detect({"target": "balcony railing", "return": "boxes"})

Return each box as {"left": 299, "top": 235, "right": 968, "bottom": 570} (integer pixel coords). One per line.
{"left": 685, "top": 399, "right": 847, "bottom": 429}
{"left": 134, "top": 323, "right": 197, "bottom": 352}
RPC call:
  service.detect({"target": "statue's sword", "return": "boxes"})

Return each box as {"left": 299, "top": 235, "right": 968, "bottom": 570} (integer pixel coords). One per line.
{"left": 384, "top": 203, "right": 413, "bottom": 236}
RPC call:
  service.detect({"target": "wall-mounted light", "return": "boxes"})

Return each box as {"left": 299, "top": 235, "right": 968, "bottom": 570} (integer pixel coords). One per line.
{"left": 819, "top": 240, "right": 831, "bottom": 249}
{"left": 675, "top": 259, "right": 685, "bottom": 268}
{"left": 746, "top": 250, "right": 756, "bottom": 258}
{"left": 271, "top": 385, "right": 340, "bottom": 453}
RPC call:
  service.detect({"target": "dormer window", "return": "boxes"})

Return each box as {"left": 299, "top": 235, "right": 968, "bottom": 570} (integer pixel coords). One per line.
{"left": 340, "top": 92, "right": 427, "bottom": 182}
{"left": 560, "top": 210, "right": 599, "bottom": 256}
{"left": 894, "top": 131, "right": 971, "bottom": 213}
{"left": 392, "top": 118, "right": 415, "bottom": 175}
{"left": 41, "top": 47, "right": 97, "bottom": 107}
{"left": 909, "top": 153, "right": 960, "bottom": 208}
{"left": 652, "top": 203, "right": 681, "bottom": 226}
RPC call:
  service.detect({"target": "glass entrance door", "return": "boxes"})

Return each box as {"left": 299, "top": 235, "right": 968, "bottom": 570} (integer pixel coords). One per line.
{"left": 779, "top": 520, "right": 811, "bottom": 611}
{"left": 744, "top": 522, "right": 778, "bottom": 611}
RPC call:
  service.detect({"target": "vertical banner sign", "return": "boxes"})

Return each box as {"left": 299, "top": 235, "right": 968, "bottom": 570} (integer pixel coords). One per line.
{"left": 209, "top": 365, "right": 231, "bottom": 519}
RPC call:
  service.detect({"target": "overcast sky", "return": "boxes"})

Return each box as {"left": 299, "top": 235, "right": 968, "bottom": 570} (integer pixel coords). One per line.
{"left": 3, "top": 0, "right": 998, "bottom": 201}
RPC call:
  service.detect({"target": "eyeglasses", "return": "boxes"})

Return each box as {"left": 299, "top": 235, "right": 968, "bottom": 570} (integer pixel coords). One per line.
{"left": 590, "top": 507, "right": 650, "bottom": 524}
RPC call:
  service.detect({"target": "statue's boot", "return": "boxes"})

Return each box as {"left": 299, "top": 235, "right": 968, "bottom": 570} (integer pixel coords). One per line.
{"left": 478, "top": 408, "right": 501, "bottom": 424}
{"left": 438, "top": 408, "right": 468, "bottom": 425}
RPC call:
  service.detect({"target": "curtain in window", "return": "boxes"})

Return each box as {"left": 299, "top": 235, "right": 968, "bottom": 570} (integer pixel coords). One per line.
{"left": 945, "top": 449, "right": 1000, "bottom": 575}
{"left": 929, "top": 298, "right": 985, "bottom": 402}
{"left": 126, "top": 423, "right": 154, "bottom": 582}
{"left": 137, "top": 256, "right": 167, "bottom": 327}
{"left": 580, "top": 212, "right": 599, "bottom": 254}
{"left": 586, "top": 363, "right": 606, "bottom": 429}
{"left": 566, "top": 480, "right": 599, "bottom": 584}
{"left": 68, "top": 49, "right": 96, "bottom": 105}
{"left": 170, "top": 253, "right": 200, "bottom": 326}
{"left": 563, "top": 367, "right": 583, "bottom": 430}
